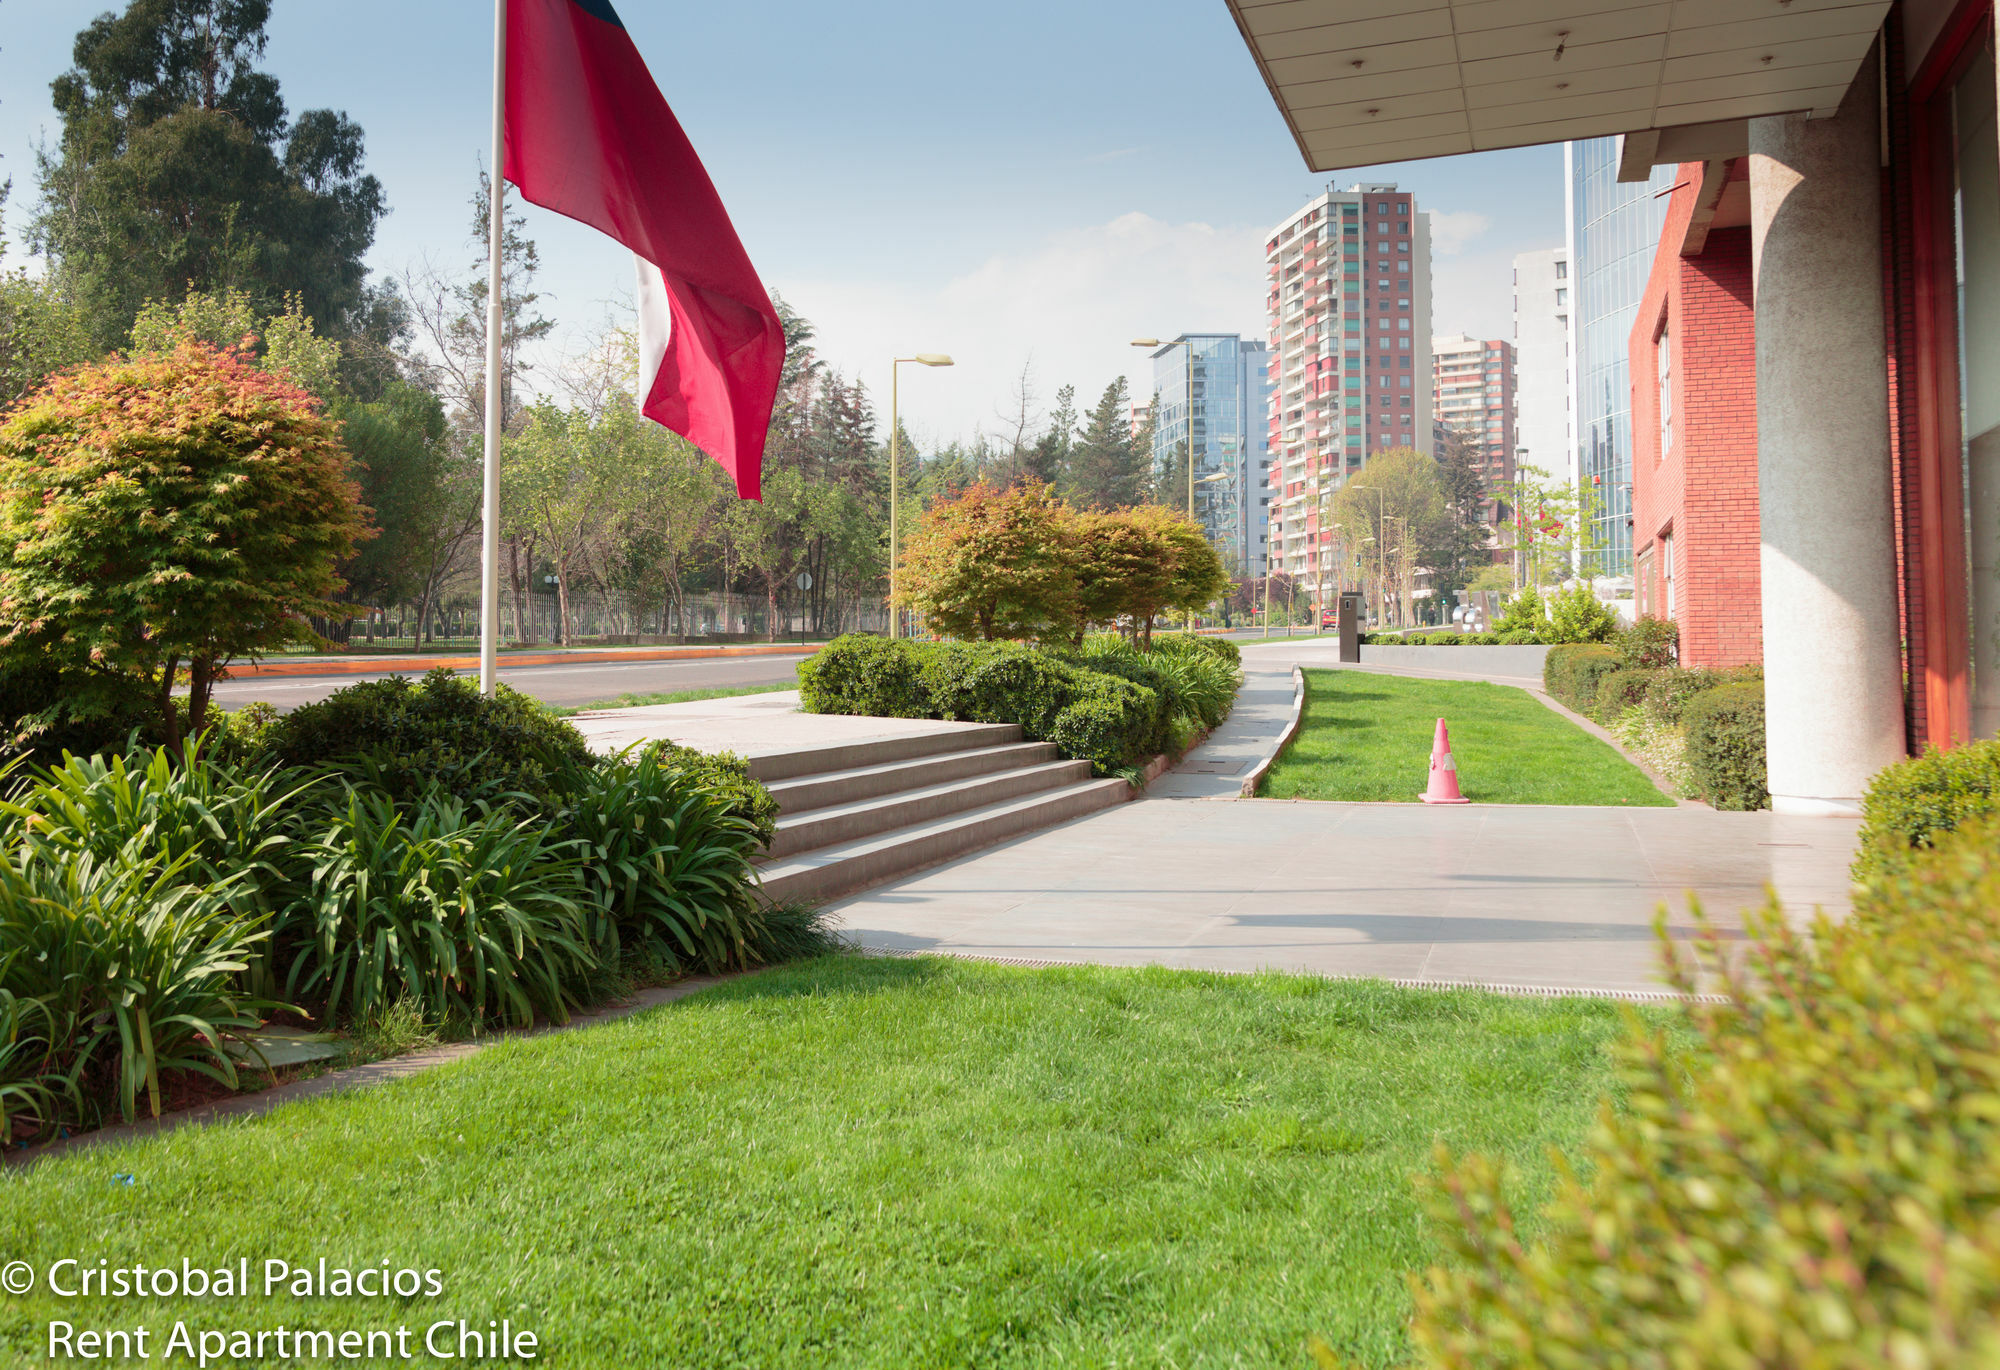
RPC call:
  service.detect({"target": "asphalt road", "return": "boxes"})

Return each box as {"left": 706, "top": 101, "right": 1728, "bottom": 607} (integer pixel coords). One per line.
{"left": 208, "top": 652, "right": 814, "bottom": 711}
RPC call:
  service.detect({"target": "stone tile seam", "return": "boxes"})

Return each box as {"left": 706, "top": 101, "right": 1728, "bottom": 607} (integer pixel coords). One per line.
{"left": 858, "top": 947, "right": 1730, "bottom": 1004}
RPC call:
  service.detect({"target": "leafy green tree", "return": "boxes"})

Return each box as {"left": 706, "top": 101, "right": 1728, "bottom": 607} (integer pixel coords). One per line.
{"left": 1023, "top": 382, "right": 1076, "bottom": 487}
{"left": 33, "top": 0, "right": 387, "bottom": 351}
{"left": 129, "top": 286, "right": 341, "bottom": 399}
{"left": 895, "top": 482, "right": 1078, "bottom": 641}
{"left": 0, "top": 341, "right": 368, "bottom": 745}
{"left": 335, "top": 381, "right": 467, "bottom": 638}
{"left": 1065, "top": 377, "right": 1148, "bottom": 511}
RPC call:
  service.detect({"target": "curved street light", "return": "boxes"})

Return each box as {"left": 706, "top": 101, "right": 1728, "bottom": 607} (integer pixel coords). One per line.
{"left": 890, "top": 354, "right": 954, "bottom": 639}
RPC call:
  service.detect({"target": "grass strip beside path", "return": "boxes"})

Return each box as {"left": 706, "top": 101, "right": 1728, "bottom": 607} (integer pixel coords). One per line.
{"left": 1261, "top": 668, "right": 1672, "bottom": 806}
{"left": 545, "top": 680, "right": 797, "bottom": 717}
{"left": 3, "top": 958, "right": 1640, "bottom": 1368}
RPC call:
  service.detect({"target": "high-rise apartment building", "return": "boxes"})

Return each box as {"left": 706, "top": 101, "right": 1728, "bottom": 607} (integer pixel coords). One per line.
{"left": 1146, "top": 334, "right": 1273, "bottom": 575}
{"left": 1264, "top": 182, "right": 1433, "bottom": 600}
{"left": 1512, "top": 247, "right": 1573, "bottom": 488}
{"left": 1567, "top": 138, "right": 1676, "bottom": 581}
{"left": 1431, "top": 334, "right": 1516, "bottom": 486}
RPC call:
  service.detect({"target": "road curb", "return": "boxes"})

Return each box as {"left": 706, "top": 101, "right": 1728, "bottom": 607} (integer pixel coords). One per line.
{"left": 230, "top": 642, "right": 824, "bottom": 679}
{"left": 1238, "top": 665, "right": 1306, "bottom": 797}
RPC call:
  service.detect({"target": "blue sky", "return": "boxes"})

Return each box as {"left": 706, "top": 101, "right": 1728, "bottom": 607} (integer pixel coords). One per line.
{"left": 0, "top": 0, "right": 1567, "bottom": 444}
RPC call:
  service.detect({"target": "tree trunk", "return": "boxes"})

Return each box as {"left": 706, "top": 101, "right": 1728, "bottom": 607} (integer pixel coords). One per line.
{"left": 158, "top": 654, "right": 182, "bottom": 756}
{"left": 188, "top": 658, "right": 216, "bottom": 739}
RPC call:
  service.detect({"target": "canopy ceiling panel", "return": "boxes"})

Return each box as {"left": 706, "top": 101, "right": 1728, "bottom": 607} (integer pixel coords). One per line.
{"left": 1225, "top": 0, "right": 1893, "bottom": 171}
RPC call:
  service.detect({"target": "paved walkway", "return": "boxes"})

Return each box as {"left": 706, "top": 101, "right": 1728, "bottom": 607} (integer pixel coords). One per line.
{"left": 826, "top": 645, "right": 1861, "bottom": 996}
{"left": 567, "top": 689, "right": 980, "bottom": 758}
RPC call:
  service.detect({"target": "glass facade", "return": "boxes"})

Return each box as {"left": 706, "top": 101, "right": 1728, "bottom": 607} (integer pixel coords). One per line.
{"left": 1569, "top": 137, "right": 1675, "bottom": 579}
{"left": 1151, "top": 334, "right": 1273, "bottom": 573}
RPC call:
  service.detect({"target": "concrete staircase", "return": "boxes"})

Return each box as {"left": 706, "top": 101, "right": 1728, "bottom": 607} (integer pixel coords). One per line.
{"left": 750, "top": 724, "right": 1129, "bottom": 905}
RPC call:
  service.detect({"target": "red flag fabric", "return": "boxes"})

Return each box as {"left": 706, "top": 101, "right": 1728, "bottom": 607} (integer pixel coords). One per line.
{"left": 504, "top": 0, "right": 781, "bottom": 499}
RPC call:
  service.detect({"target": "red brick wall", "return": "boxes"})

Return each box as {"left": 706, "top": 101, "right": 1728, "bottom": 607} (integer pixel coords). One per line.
{"left": 1630, "top": 168, "right": 1764, "bottom": 669}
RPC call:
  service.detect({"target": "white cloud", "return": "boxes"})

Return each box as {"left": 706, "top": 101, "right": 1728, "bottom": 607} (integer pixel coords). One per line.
{"left": 784, "top": 212, "right": 1269, "bottom": 447}
{"left": 1427, "top": 209, "right": 1492, "bottom": 257}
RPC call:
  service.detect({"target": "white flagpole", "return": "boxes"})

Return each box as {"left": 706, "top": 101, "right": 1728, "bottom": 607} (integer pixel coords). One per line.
{"left": 479, "top": 0, "right": 508, "bottom": 696}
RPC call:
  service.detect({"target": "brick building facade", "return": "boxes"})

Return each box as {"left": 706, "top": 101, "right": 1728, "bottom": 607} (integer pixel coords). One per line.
{"left": 1628, "top": 161, "right": 1764, "bottom": 669}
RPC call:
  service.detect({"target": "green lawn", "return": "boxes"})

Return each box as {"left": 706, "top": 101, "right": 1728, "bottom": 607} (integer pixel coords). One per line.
{"left": 0, "top": 958, "right": 1640, "bottom": 1369}
{"left": 1261, "top": 668, "right": 1672, "bottom": 806}
{"left": 545, "top": 680, "right": 797, "bottom": 717}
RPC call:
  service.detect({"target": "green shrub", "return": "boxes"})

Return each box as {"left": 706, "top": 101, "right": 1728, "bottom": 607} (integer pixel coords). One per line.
{"left": 1467, "top": 632, "right": 1501, "bottom": 646}
{"left": 1854, "top": 738, "right": 2000, "bottom": 879}
{"left": 1542, "top": 643, "right": 1622, "bottom": 714}
{"left": 1591, "top": 667, "right": 1659, "bottom": 724}
{"left": 1049, "top": 675, "right": 1160, "bottom": 776}
{"left": 0, "top": 739, "right": 301, "bottom": 941}
{"left": 1642, "top": 666, "right": 1726, "bottom": 725}
{"left": 1616, "top": 613, "right": 1679, "bottom": 668}
{"left": 801, "top": 633, "right": 1204, "bottom": 774}
{"left": 254, "top": 668, "right": 594, "bottom": 805}
{"left": 1408, "top": 817, "right": 2000, "bottom": 1367}
{"left": 1493, "top": 587, "right": 1546, "bottom": 636}
{"left": 1497, "top": 629, "right": 1539, "bottom": 646}
{"left": 0, "top": 844, "right": 272, "bottom": 1122}
{"left": 1423, "top": 631, "right": 1466, "bottom": 645}
{"left": 277, "top": 789, "right": 597, "bottom": 1030}
{"left": 795, "top": 634, "right": 930, "bottom": 717}
{"left": 1542, "top": 583, "right": 1619, "bottom": 644}
{"left": 0, "top": 989, "right": 74, "bottom": 1144}
{"left": 647, "top": 744, "right": 778, "bottom": 848}
{"left": 560, "top": 742, "right": 766, "bottom": 973}
{"left": 1154, "top": 632, "right": 1242, "bottom": 669}
{"left": 1685, "top": 681, "right": 1768, "bottom": 810}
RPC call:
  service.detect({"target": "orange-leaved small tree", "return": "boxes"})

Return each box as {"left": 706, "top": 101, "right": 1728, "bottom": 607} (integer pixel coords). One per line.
{"left": 1075, "top": 505, "right": 1228, "bottom": 645}
{"left": 0, "top": 341, "right": 370, "bottom": 747}
{"left": 894, "top": 481, "right": 1078, "bottom": 641}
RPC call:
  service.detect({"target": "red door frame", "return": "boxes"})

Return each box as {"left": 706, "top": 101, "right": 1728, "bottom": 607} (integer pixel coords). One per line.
{"left": 1903, "top": 0, "right": 1993, "bottom": 747}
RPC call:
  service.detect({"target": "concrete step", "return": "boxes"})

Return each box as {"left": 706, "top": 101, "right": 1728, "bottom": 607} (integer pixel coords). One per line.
{"left": 758, "top": 777, "right": 1131, "bottom": 906}
{"left": 744, "top": 723, "right": 1023, "bottom": 783}
{"left": 765, "top": 758, "right": 1094, "bottom": 859}
{"left": 763, "top": 741, "right": 1061, "bottom": 816}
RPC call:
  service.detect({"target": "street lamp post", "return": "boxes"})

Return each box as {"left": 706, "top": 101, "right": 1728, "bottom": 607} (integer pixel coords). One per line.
{"left": 889, "top": 354, "right": 954, "bottom": 639}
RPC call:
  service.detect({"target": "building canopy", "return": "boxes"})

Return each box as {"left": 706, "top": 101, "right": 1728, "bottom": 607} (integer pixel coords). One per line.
{"left": 1225, "top": 0, "right": 1892, "bottom": 176}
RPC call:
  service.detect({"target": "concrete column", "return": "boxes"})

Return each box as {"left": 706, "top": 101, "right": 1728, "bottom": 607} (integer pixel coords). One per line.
{"left": 1748, "top": 50, "right": 1907, "bottom": 815}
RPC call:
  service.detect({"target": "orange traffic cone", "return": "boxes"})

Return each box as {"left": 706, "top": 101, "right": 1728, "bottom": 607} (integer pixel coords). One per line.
{"left": 1420, "top": 717, "right": 1470, "bottom": 804}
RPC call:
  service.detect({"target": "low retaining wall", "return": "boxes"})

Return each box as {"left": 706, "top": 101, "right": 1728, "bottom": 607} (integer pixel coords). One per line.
{"left": 1358, "top": 644, "right": 1551, "bottom": 677}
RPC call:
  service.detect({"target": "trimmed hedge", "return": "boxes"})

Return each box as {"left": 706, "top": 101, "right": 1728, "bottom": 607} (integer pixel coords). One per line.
{"left": 1642, "top": 666, "right": 1725, "bottom": 724}
{"left": 1590, "top": 666, "right": 1657, "bottom": 724}
{"left": 1854, "top": 737, "right": 2000, "bottom": 879}
{"left": 254, "top": 667, "right": 595, "bottom": 804}
{"left": 798, "top": 635, "right": 1179, "bottom": 776}
{"left": 1684, "top": 681, "right": 1768, "bottom": 810}
{"left": 1542, "top": 643, "right": 1622, "bottom": 714}
{"left": 1409, "top": 816, "right": 2000, "bottom": 1367}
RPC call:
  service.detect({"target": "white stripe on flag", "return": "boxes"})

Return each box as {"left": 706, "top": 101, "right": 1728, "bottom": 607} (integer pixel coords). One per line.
{"left": 635, "top": 254, "right": 671, "bottom": 408}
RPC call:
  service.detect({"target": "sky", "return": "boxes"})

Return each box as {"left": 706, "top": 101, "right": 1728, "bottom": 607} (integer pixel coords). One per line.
{"left": 0, "top": 0, "right": 1569, "bottom": 448}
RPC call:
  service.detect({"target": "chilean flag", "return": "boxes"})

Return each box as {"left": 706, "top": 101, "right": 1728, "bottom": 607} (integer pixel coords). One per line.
{"left": 503, "top": 0, "right": 782, "bottom": 499}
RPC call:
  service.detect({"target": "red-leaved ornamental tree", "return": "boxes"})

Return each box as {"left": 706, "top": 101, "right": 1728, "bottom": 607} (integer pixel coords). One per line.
{"left": 0, "top": 341, "right": 370, "bottom": 746}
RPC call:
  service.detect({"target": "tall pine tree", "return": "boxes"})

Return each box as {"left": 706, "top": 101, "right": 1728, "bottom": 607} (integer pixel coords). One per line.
{"left": 1064, "top": 377, "right": 1148, "bottom": 511}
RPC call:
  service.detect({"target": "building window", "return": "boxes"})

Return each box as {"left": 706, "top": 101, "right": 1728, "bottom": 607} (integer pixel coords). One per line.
{"left": 1663, "top": 531, "right": 1676, "bottom": 619}
{"left": 1398, "top": 338, "right": 1410, "bottom": 351}
{"left": 1556, "top": 287, "right": 1569, "bottom": 306}
{"left": 1658, "top": 325, "right": 1673, "bottom": 456}
{"left": 1555, "top": 259, "right": 1568, "bottom": 280}
{"left": 1397, "top": 261, "right": 1409, "bottom": 274}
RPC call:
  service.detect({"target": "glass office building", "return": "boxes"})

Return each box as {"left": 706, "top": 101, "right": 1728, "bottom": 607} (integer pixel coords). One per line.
{"left": 1567, "top": 138, "right": 1675, "bottom": 580}
{"left": 1150, "top": 334, "right": 1274, "bottom": 574}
